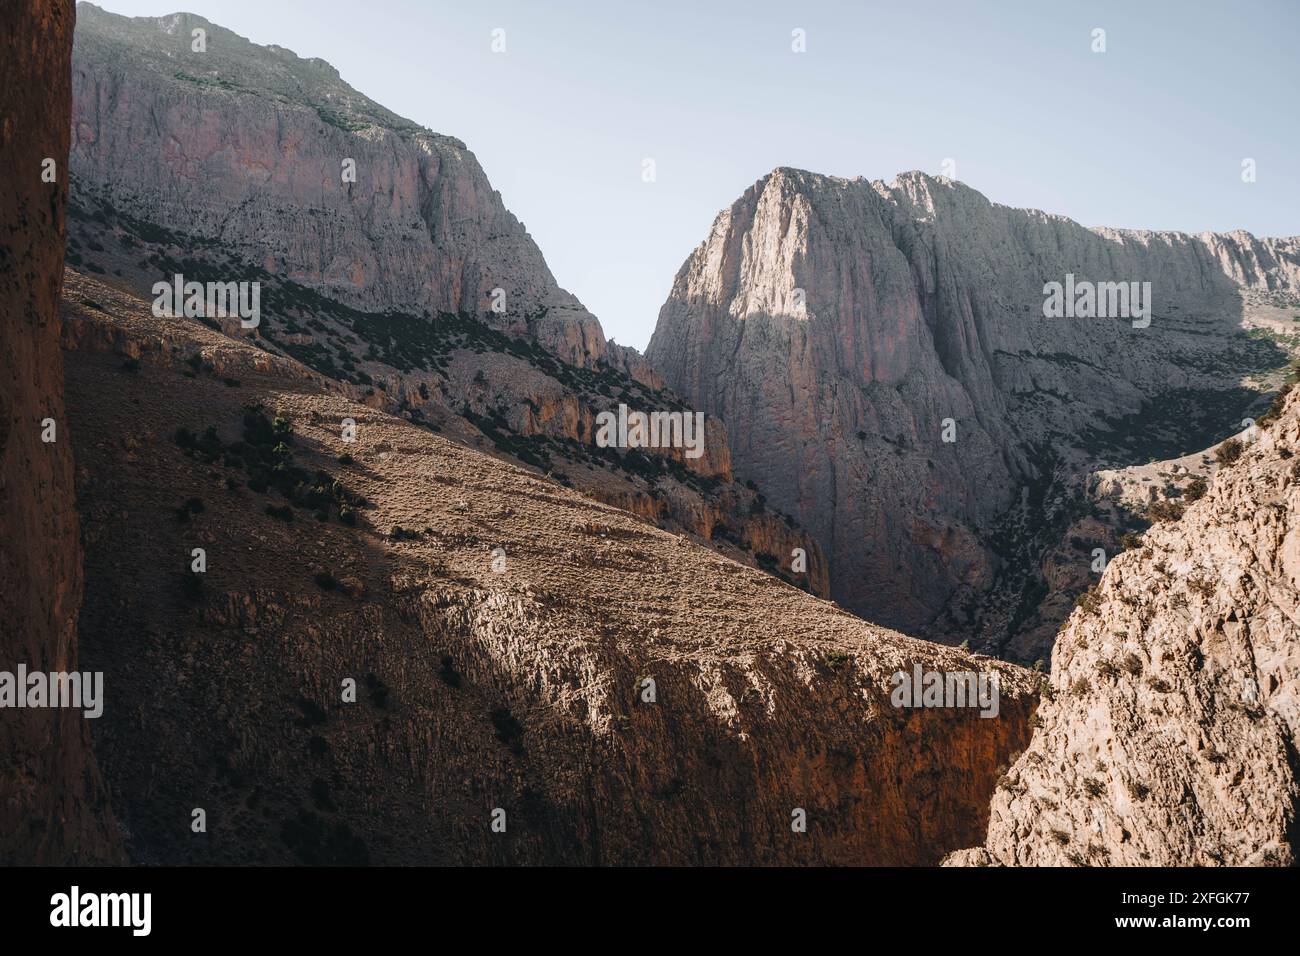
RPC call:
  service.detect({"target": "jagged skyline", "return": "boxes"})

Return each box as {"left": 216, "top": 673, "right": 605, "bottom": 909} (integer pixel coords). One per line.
{"left": 86, "top": 0, "right": 1299, "bottom": 349}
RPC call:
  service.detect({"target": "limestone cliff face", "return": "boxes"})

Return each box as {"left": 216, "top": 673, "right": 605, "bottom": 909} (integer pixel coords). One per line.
{"left": 65, "top": 4, "right": 826, "bottom": 597}
{"left": 0, "top": 0, "right": 120, "bottom": 863}
{"left": 61, "top": 273, "right": 1036, "bottom": 865}
{"left": 70, "top": 3, "right": 605, "bottom": 367}
{"left": 648, "top": 167, "right": 1300, "bottom": 652}
{"left": 950, "top": 386, "right": 1300, "bottom": 866}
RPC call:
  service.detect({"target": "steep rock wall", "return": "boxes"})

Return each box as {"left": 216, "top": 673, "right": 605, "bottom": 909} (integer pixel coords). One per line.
{"left": 0, "top": 0, "right": 120, "bottom": 863}
{"left": 648, "top": 167, "right": 1300, "bottom": 648}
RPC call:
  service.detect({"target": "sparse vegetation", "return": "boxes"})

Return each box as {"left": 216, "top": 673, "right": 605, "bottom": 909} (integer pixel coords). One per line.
{"left": 1146, "top": 499, "right": 1185, "bottom": 523}
{"left": 1075, "top": 585, "right": 1101, "bottom": 614}
{"left": 824, "top": 650, "right": 851, "bottom": 670}
{"left": 1214, "top": 438, "right": 1243, "bottom": 467}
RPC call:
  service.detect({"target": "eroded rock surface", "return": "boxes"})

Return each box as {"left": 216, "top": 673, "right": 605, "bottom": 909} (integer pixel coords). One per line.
{"left": 648, "top": 167, "right": 1300, "bottom": 658}
{"left": 0, "top": 0, "right": 120, "bottom": 863}
{"left": 950, "top": 385, "right": 1300, "bottom": 866}
{"left": 65, "top": 4, "right": 824, "bottom": 595}
{"left": 62, "top": 272, "right": 1036, "bottom": 864}
{"left": 70, "top": 3, "right": 605, "bottom": 366}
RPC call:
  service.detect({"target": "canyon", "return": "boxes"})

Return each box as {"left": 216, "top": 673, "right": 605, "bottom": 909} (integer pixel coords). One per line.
{"left": 2, "top": 0, "right": 1296, "bottom": 868}
{"left": 58, "top": 268, "right": 1037, "bottom": 864}
{"left": 951, "top": 379, "right": 1300, "bottom": 866}
{"left": 65, "top": 3, "right": 829, "bottom": 598}
{"left": 648, "top": 166, "right": 1300, "bottom": 661}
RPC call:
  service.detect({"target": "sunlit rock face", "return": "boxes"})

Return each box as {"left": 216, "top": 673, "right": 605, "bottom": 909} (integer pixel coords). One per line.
{"left": 649, "top": 166, "right": 1300, "bottom": 658}
{"left": 951, "top": 384, "right": 1300, "bottom": 866}
{"left": 70, "top": 3, "right": 607, "bottom": 367}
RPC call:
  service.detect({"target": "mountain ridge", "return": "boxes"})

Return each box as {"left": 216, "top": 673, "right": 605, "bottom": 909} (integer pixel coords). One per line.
{"left": 648, "top": 163, "right": 1300, "bottom": 660}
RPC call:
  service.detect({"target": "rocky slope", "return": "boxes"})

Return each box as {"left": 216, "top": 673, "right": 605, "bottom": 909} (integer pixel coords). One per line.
{"left": 648, "top": 167, "right": 1300, "bottom": 660}
{"left": 0, "top": 0, "right": 121, "bottom": 864}
{"left": 949, "top": 382, "right": 1300, "bottom": 866}
{"left": 60, "top": 270, "right": 1036, "bottom": 864}
{"left": 65, "top": 3, "right": 826, "bottom": 596}
{"left": 69, "top": 3, "right": 604, "bottom": 365}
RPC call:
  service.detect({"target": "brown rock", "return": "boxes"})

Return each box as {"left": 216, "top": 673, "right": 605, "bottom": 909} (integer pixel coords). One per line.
{"left": 950, "top": 387, "right": 1300, "bottom": 866}
{"left": 0, "top": 0, "right": 120, "bottom": 863}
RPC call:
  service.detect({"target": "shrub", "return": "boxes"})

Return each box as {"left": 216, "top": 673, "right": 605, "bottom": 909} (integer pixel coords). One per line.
{"left": 1147, "top": 499, "right": 1185, "bottom": 523}
{"left": 265, "top": 504, "right": 294, "bottom": 522}
{"left": 1075, "top": 586, "right": 1101, "bottom": 614}
{"left": 1183, "top": 477, "right": 1208, "bottom": 502}
{"left": 1214, "top": 438, "right": 1243, "bottom": 467}
{"left": 313, "top": 571, "right": 337, "bottom": 591}
{"left": 824, "top": 650, "right": 851, "bottom": 670}
{"left": 1256, "top": 382, "right": 1293, "bottom": 428}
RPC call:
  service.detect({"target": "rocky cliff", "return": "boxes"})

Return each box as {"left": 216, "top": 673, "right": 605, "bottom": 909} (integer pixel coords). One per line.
{"left": 0, "top": 0, "right": 120, "bottom": 863}
{"left": 65, "top": 3, "right": 825, "bottom": 596}
{"left": 60, "top": 270, "right": 1036, "bottom": 864}
{"left": 949, "top": 381, "right": 1300, "bottom": 866}
{"left": 69, "top": 3, "right": 605, "bottom": 366}
{"left": 648, "top": 167, "right": 1300, "bottom": 659}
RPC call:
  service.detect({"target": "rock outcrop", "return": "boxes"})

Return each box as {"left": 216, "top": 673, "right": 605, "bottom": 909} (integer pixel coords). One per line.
{"left": 950, "top": 383, "right": 1300, "bottom": 866}
{"left": 69, "top": 3, "right": 604, "bottom": 366}
{"left": 60, "top": 270, "right": 1036, "bottom": 864}
{"left": 648, "top": 167, "right": 1300, "bottom": 658}
{"left": 64, "top": 4, "right": 826, "bottom": 595}
{"left": 0, "top": 0, "right": 120, "bottom": 863}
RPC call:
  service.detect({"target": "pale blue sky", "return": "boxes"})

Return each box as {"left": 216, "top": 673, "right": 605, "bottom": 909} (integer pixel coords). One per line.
{"left": 89, "top": 0, "right": 1299, "bottom": 349}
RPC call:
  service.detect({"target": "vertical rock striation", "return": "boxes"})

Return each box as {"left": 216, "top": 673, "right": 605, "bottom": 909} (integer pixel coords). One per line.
{"left": 69, "top": 3, "right": 606, "bottom": 366}
{"left": 0, "top": 0, "right": 120, "bottom": 863}
{"left": 951, "top": 385, "right": 1300, "bottom": 866}
{"left": 648, "top": 167, "right": 1300, "bottom": 653}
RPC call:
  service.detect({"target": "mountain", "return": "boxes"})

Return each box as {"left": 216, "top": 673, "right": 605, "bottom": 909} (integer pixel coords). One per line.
{"left": 647, "top": 167, "right": 1300, "bottom": 661}
{"left": 59, "top": 268, "right": 1036, "bottom": 864}
{"left": 66, "top": 3, "right": 826, "bottom": 596}
{"left": 69, "top": 3, "right": 604, "bottom": 365}
{"left": 949, "top": 381, "right": 1300, "bottom": 866}
{"left": 0, "top": 0, "right": 121, "bottom": 864}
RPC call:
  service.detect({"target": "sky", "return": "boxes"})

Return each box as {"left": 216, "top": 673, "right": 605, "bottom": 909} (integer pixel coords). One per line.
{"left": 89, "top": 0, "right": 1300, "bottom": 350}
